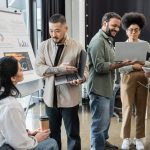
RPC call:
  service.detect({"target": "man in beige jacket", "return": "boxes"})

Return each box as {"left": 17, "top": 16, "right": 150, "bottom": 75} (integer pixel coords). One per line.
{"left": 35, "top": 14, "right": 88, "bottom": 150}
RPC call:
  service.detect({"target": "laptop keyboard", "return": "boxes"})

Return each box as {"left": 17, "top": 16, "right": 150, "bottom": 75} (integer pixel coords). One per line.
{"left": 66, "top": 74, "right": 78, "bottom": 81}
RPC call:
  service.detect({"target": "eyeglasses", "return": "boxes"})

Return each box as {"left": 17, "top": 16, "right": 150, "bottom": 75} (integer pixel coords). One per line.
{"left": 127, "top": 28, "right": 140, "bottom": 33}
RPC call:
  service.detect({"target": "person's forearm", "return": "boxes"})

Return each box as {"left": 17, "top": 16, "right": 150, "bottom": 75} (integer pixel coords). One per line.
{"left": 44, "top": 66, "right": 65, "bottom": 75}
{"left": 110, "top": 63, "right": 125, "bottom": 70}
{"left": 119, "top": 65, "right": 133, "bottom": 74}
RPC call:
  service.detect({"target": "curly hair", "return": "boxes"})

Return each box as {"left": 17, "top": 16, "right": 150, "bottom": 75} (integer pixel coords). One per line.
{"left": 121, "top": 12, "right": 146, "bottom": 30}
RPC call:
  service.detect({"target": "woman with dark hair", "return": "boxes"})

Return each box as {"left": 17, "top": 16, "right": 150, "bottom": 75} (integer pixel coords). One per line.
{"left": 119, "top": 12, "right": 150, "bottom": 150}
{"left": 0, "top": 56, "right": 58, "bottom": 150}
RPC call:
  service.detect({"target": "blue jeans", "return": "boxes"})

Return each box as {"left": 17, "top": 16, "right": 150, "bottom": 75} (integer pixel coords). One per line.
{"left": 0, "top": 138, "right": 58, "bottom": 150}
{"left": 104, "top": 88, "right": 117, "bottom": 140}
{"left": 89, "top": 93, "right": 111, "bottom": 150}
{"left": 34, "top": 138, "right": 59, "bottom": 150}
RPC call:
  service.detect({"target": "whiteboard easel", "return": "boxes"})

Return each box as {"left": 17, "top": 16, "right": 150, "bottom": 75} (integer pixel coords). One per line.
{"left": 0, "top": 9, "right": 43, "bottom": 100}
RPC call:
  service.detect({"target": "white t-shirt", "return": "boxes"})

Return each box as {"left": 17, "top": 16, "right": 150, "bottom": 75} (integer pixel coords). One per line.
{"left": 0, "top": 96, "right": 38, "bottom": 149}
{"left": 119, "top": 39, "right": 150, "bottom": 74}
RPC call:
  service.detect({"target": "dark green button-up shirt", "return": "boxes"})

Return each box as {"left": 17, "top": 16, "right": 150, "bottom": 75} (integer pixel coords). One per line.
{"left": 87, "top": 29, "right": 115, "bottom": 98}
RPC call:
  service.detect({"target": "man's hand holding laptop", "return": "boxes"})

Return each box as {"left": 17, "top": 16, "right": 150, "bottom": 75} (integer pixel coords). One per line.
{"left": 110, "top": 59, "right": 132, "bottom": 70}
{"left": 59, "top": 62, "right": 77, "bottom": 74}
{"left": 58, "top": 62, "right": 86, "bottom": 86}
{"left": 69, "top": 76, "right": 86, "bottom": 86}
{"left": 111, "top": 59, "right": 145, "bottom": 71}
{"left": 55, "top": 50, "right": 87, "bottom": 86}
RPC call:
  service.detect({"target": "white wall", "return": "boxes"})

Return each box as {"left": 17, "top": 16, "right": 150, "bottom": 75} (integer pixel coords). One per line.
{"left": 0, "top": 0, "right": 7, "bottom": 8}
{"left": 65, "top": 0, "right": 85, "bottom": 48}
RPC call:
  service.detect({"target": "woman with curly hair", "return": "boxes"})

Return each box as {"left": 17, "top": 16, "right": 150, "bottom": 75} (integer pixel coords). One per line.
{"left": 119, "top": 12, "right": 150, "bottom": 150}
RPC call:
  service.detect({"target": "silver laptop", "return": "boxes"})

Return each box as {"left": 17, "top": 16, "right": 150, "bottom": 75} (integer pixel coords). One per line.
{"left": 55, "top": 50, "right": 87, "bottom": 85}
{"left": 115, "top": 42, "right": 149, "bottom": 62}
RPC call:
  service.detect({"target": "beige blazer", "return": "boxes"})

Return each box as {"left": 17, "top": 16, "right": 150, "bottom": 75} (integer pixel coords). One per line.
{"left": 35, "top": 36, "right": 88, "bottom": 107}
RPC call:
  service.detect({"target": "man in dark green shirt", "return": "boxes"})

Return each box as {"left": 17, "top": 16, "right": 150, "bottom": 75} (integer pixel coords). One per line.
{"left": 87, "top": 12, "right": 130, "bottom": 150}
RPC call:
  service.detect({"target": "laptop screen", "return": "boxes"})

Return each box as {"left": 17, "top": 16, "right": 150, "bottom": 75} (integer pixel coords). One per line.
{"left": 115, "top": 42, "right": 149, "bottom": 62}
{"left": 78, "top": 50, "right": 87, "bottom": 78}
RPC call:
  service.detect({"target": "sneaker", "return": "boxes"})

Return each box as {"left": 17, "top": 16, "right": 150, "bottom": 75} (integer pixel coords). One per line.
{"left": 134, "top": 138, "right": 144, "bottom": 150}
{"left": 121, "top": 138, "right": 131, "bottom": 150}
{"left": 105, "top": 141, "right": 118, "bottom": 149}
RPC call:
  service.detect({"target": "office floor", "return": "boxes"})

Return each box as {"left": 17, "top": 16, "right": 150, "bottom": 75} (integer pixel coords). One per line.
{"left": 25, "top": 102, "right": 150, "bottom": 150}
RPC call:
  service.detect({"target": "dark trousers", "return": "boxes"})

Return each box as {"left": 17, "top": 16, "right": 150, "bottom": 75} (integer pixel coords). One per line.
{"left": 46, "top": 105, "right": 81, "bottom": 150}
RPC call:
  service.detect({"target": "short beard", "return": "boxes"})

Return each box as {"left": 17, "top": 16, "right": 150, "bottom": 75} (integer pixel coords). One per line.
{"left": 105, "top": 24, "right": 115, "bottom": 38}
